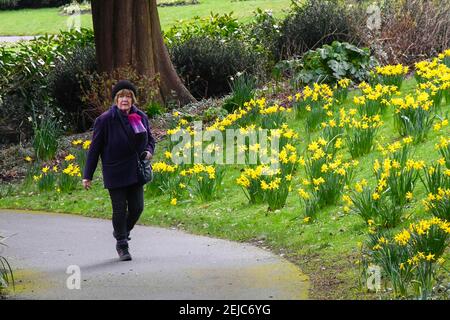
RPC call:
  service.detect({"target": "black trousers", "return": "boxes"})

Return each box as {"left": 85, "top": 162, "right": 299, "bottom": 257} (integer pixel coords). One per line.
{"left": 108, "top": 183, "right": 144, "bottom": 241}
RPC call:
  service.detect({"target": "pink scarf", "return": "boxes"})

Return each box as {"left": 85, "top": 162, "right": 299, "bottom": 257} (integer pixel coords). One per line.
{"left": 128, "top": 113, "right": 146, "bottom": 134}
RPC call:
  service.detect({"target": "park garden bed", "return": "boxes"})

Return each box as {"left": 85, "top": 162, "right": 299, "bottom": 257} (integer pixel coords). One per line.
{"left": 1, "top": 0, "right": 450, "bottom": 300}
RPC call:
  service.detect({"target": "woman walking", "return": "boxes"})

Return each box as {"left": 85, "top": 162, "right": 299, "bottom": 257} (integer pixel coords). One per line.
{"left": 82, "top": 80, "right": 155, "bottom": 261}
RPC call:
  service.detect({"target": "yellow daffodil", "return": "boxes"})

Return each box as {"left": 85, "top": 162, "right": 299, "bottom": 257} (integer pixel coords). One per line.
{"left": 65, "top": 154, "right": 76, "bottom": 161}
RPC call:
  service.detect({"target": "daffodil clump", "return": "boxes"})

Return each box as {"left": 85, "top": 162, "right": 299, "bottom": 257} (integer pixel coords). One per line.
{"left": 391, "top": 91, "right": 435, "bottom": 143}
{"left": 414, "top": 54, "right": 450, "bottom": 108}
{"left": 148, "top": 161, "right": 188, "bottom": 200}
{"left": 414, "top": 59, "right": 445, "bottom": 83}
{"left": 406, "top": 218, "right": 450, "bottom": 259}
{"left": 363, "top": 232, "right": 412, "bottom": 298}
{"left": 234, "top": 126, "right": 260, "bottom": 166}
{"left": 433, "top": 118, "right": 449, "bottom": 133}
{"left": 236, "top": 165, "right": 268, "bottom": 204}
{"left": 235, "top": 129, "right": 265, "bottom": 166}
{"left": 59, "top": 161, "right": 82, "bottom": 193}
{"left": 320, "top": 109, "right": 347, "bottom": 143}
{"left": 274, "top": 143, "right": 299, "bottom": 176}
{"left": 240, "top": 98, "right": 267, "bottom": 126}
{"left": 345, "top": 114, "right": 383, "bottom": 159}
{"left": 260, "top": 169, "right": 292, "bottom": 211}
{"left": 347, "top": 179, "right": 402, "bottom": 228}
{"left": 373, "top": 156, "right": 425, "bottom": 207}
{"left": 29, "top": 152, "right": 81, "bottom": 193}
{"left": 245, "top": 140, "right": 298, "bottom": 210}
{"left": 422, "top": 188, "right": 450, "bottom": 221}
{"left": 364, "top": 218, "right": 449, "bottom": 299}
{"left": 415, "top": 55, "right": 450, "bottom": 84}
{"left": 375, "top": 64, "right": 409, "bottom": 89}
{"left": 166, "top": 136, "right": 208, "bottom": 166}
{"left": 436, "top": 136, "right": 450, "bottom": 168}
{"left": 297, "top": 187, "right": 320, "bottom": 221}
{"left": 301, "top": 138, "right": 357, "bottom": 207}
{"left": 166, "top": 115, "right": 196, "bottom": 150}
{"left": 438, "top": 49, "right": 450, "bottom": 68}
{"left": 346, "top": 138, "right": 422, "bottom": 227}
{"left": 303, "top": 137, "right": 344, "bottom": 178}
{"left": 23, "top": 156, "right": 41, "bottom": 188}
{"left": 33, "top": 165, "right": 57, "bottom": 192}
{"left": 377, "top": 136, "right": 414, "bottom": 165}
{"left": 70, "top": 139, "right": 91, "bottom": 171}
{"left": 417, "top": 81, "right": 447, "bottom": 109}
{"left": 259, "top": 103, "right": 290, "bottom": 130}
{"left": 421, "top": 159, "right": 450, "bottom": 195}
{"left": 353, "top": 82, "right": 399, "bottom": 116}
{"left": 333, "top": 78, "right": 352, "bottom": 104}
{"left": 169, "top": 110, "right": 189, "bottom": 131}
{"left": 145, "top": 160, "right": 167, "bottom": 196}
{"left": 182, "top": 163, "right": 225, "bottom": 202}
{"left": 290, "top": 83, "right": 334, "bottom": 130}
{"left": 237, "top": 162, "right": 292, "bottom": 211}
{"left": 268, "top": 123, "right": 300, "bottom": 151}
{"left": 170, "top": 121, "right": 227, "bottom": 166}
{"left": 207, "top": 98, "right": 265, "bottom": 132}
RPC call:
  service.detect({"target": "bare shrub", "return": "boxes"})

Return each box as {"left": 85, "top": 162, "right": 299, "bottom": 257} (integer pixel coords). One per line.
{"left": 80, "top": 66, "right": 160, "bottom": 129}
{"left": 358, "top": 0, "right": 450, "bottom": 65}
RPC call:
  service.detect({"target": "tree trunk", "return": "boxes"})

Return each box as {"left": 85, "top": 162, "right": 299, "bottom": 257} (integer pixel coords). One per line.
{"left": 91, "top": 0, "right": 195, "bottom": 105}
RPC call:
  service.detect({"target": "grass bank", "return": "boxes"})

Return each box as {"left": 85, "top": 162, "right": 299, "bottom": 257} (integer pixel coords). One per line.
{"left": 0, "top": 0, "right": 291, "bottom": 36}
{"left": 1, "top": 77, "right": 449, "bottom": 299}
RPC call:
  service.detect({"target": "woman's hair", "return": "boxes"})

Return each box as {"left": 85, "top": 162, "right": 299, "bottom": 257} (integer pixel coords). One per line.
{"left": 114, "top": 89, "right": 138, "bottom": 105}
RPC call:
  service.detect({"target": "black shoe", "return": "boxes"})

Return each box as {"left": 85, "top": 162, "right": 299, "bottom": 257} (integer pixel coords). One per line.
{"left": 116, "top": 242, "right": 132, "bottom": 261}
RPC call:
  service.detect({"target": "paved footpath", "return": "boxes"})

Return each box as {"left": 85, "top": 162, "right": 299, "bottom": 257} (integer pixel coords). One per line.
{"left": 0, "top": 209, "right": 309, "bottom": 300}
{"left": 0, "top": 36, "right": 38, "bottom": 43}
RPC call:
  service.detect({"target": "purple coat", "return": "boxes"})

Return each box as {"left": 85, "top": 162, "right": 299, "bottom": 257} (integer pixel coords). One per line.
{"left": 83, "top": 105, "right": 156, "bottom": 189}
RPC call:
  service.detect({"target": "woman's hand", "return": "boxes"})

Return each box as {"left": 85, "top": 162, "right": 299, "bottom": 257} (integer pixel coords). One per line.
{"left": 144, "top": 151, "right": 153, "bottom": 160}
{"left": 82, "top": 179, "right": 92, "bottom": 190}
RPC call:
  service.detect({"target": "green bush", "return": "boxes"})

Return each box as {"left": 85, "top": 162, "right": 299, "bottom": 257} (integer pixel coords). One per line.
{"left": 201, "top": 105, "right": 228, "bottom": 122}
{"left": 0, "top": 29, "right": 94, "bottom": 102}
{"left": 277, "top": 0, "right": 360, "bottom": 59}
{"left": 48, "top": 44, "right": 97, "bottom": 132}
{"left": 170, "top": 36, "right": 266, "bottom": 98}
{"left": 164, "top": 12, "right": 243, "bottom": 45}
{"left": 145, "top": 101, "right": 166, "bottom": 119}
{"left": 0, "top": 29, "right": 94, "bottom": 140}
{"left": 277, "top": 41, "right": 378, "bottom": 86}
{"left": 245, "top": 8, "right": 281, "bottom": 65}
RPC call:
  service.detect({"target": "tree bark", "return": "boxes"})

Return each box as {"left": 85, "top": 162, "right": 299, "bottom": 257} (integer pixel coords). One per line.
{"left": 91, "top": 0, "right": 195, "bottom": 105}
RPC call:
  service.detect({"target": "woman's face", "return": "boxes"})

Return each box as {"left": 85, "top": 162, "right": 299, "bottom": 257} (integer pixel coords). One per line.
{"left": 117, "top": 90, "right": 133, "bottom": 113}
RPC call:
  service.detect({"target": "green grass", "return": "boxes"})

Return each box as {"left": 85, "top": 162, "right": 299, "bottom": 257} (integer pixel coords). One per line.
{"left": 0, "top": 8, "right": 93, "bottom": 36}
{"left": 0, "top": 0, "right": 292, "bottom": 36}
{"left": 1, "top": 76, "right": 449, "bottom": 299}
